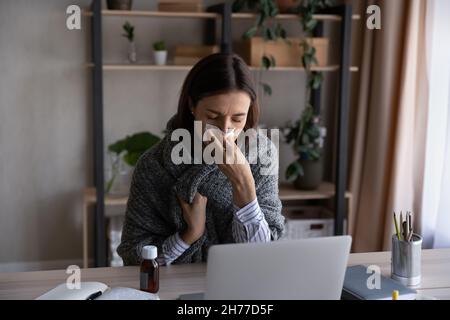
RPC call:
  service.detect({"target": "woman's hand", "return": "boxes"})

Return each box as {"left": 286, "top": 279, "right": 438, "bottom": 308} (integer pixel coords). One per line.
{"left": 178, "top": 192, "right": 208, "bottom": 245}
{"left": 217, "top": 134, "right": 257, "bottom": 208}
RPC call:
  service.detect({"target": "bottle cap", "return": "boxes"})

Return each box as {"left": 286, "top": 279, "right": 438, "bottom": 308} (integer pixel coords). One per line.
{"left": 142, "top": 245, "right": 157, "bottom": 260}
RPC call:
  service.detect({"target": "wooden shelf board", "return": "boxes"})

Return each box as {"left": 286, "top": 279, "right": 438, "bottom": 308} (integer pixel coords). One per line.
{"left": 278, "top": 182, "right": 351, "bottom": 201}
{"left": 86, "top": 63, "right": 359, "bottom": 72}
{"left": 232, "top": 13, "right": 361, "bottom": 21}
{"left": 84, "top": 10, "right": 219, "bottom": 19}
{"left": 83, "top": 182, "right": 351, "bottom": 207}
{"left": 83, "top": 10, "right": 361, "bottom": 21}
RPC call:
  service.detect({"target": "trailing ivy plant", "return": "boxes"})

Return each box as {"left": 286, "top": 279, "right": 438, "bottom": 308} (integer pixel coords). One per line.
{"left": 233, "top": 0, "right": 333, "bottom": 97}
{"left": 284, "top": 0, "right": 334, "bottom": 181}
{"left": 233, "top": 0, "right": 287, "bottom": 96}
{"left": 232, "top": 0, "right": 334, "bottom": 181}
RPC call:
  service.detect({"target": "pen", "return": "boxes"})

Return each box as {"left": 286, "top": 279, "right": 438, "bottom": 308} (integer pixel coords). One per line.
{"left": 408, "top": 212, "right": 413, "bottom": 242}
{"left": 86, "top": 290, "right": 102, "bottom": 300}
{"left": 402, "top": 221, "right": 408, "bottom": 242}
{"left": 400, "top": 211, "right": 403, "bottom": 240}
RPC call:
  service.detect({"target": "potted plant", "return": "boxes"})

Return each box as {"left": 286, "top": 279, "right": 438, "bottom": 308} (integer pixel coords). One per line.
{"left": 153, "top": 40, "right": 168, "bottom": 65}
{"left": 106, "top": 132, "right": 161, "bottom": 194}
{"left": 284, "top": 105, "right": 327, "bottom": 190}
{"left": 122, "top": 21, "right": 137, "bottom": 63}
{"left": 107, "top": 0, "right": 133, "bottom": 10}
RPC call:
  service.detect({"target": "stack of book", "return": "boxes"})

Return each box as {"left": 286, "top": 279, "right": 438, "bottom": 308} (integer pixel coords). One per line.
{"left": 173, "top": 45, "right": 220, "bottom": 65}
{"left": 158, "top": 0, "right": 203, "bottom": 12}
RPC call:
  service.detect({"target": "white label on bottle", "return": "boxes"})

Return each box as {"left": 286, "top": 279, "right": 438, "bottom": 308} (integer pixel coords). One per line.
{"left": 140, "top": 272, "right": 148, "bottom": 290}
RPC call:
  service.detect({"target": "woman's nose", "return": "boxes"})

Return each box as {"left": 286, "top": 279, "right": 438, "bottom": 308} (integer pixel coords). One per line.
{"left": 218, "top": 118, "right": 233, "bottom": 133}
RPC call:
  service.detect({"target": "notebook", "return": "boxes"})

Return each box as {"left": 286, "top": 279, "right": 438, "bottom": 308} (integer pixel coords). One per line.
{"left": 35, "top": 282, "right": 159, "bottom": 300}
{"left": 342, "top": 265, "right": 417, "bottom": 300}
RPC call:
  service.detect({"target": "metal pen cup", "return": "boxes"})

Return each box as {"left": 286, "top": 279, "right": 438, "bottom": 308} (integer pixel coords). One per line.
{"left": 391, "top": 234, "right": 422, "bottom": 286}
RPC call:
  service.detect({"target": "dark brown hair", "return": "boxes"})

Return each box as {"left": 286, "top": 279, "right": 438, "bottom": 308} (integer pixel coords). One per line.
{"left": 174, "top": 53, "right": 259, "bottom": 131}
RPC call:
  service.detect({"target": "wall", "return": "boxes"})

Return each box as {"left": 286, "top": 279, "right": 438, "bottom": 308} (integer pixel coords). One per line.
{"left": 0, "top": 0, "right": 339, "bottom": 271}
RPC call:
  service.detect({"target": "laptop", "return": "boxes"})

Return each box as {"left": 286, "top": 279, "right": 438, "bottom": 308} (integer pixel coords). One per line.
{"left": 179, "top": 236, "right": 352, "bottom": 300}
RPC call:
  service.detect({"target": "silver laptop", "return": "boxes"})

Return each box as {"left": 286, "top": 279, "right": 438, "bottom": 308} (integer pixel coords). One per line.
{"left": 202, "top": 236, "right": 352, "bottom": 300}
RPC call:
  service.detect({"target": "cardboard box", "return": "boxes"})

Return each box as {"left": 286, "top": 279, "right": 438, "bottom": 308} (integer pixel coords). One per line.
{"left": 173, "top": 45, "right": 220, "bottom": 65}
{"left": 175, "top": 45, "right": 219, "bottom": 57}
{"left": 236, "top": 37, "right": 329, "bottom": 68}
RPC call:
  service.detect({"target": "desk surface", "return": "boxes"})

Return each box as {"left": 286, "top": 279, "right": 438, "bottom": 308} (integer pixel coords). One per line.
{"left": 1, "top": 249, "right": 450, "bottom": 300}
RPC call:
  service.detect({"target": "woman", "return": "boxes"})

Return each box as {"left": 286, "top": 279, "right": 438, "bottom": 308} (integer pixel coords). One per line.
{"left": 117, "top": 53, "right": 285, "bottom": 265}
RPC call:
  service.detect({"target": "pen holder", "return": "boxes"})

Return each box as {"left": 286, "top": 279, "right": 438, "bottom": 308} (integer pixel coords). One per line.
{"left": 391, "top": 234, "right": 422, "bottom": 287}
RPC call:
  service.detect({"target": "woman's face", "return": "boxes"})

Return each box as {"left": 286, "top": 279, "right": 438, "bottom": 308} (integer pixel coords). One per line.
{"left": 192, "top": 90, "right": 251, "bottom": 140}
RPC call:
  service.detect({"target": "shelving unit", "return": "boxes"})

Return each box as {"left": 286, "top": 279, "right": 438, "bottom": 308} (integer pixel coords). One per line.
{"left": 87, "top": 0, "right": 355, "bottom": 267}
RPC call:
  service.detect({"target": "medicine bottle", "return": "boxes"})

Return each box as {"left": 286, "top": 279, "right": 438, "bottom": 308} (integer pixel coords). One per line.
{"left": 140, "top": 245, "right": 159, "bottom": 293}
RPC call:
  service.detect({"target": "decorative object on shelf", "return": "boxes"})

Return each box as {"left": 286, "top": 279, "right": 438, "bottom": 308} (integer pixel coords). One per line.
{"left": 173, "top": 45, "right": 220, "bottom": 65}
{"left": 158, "top": 0, "right": 203, "bottom": 12}
{"left": 106, "top": 132, "right": 161, "bottom": 194}
{"left": 283, "top": 105, "right": 327, "bottom": 190}
{"left": 107, "top": 0, "right": 133, "bottom": 10}
{"left": 122, "top": 21, "right": 136, "bottom": 63}
{"left": 237, "top": 36, "right": 328, "bottom": 67}
{"left": 153, "top": 41, "right": 168, "bottom": 65}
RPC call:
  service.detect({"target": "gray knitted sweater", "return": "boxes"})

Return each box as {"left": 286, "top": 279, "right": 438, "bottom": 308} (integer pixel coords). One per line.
{"left": 117, "top": 117, "right": 285, "bottom": 265}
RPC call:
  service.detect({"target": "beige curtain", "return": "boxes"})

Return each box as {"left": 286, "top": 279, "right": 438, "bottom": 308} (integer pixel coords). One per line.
{"left": 346, "top": 0, "right": 428, "bottom": 252}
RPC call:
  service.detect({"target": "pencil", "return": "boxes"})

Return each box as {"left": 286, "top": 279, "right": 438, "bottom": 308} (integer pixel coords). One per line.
{"left": 393, "top": 212, "right": 401, "bottom": 240}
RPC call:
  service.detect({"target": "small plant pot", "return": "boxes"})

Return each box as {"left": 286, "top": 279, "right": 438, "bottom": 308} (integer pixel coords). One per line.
{"left": 294, "top": 158, "right": 323, "bottom": 190}
{"left": 276, "top": 0, "right": 298, "bottom": 13}
{"left": 107, "top": 0, "right": 133, "bottom": 10}
{"left": 154, "top": 50, "right": 168, "bottom": 65}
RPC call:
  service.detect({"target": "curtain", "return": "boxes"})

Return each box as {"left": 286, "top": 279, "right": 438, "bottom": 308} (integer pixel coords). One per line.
{"left": 420, "top": 0, "right": 450, "bottom": 248}
{"left": 345, "top": 0, "right": 428, "bottom": 252}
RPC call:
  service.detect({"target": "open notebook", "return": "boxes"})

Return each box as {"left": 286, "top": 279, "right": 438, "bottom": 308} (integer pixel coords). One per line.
{"left": 36, "top": 282, "right": 159, "bottom": 300}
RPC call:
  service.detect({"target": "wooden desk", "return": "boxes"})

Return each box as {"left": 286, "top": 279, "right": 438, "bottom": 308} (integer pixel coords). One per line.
{"left": 82, "top": 183, "right": 353, "bottom": 268}
{"left": 1, "top": 249, "right": 449, "bottom": 300}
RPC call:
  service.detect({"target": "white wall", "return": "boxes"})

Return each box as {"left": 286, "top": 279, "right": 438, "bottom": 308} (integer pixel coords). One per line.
{"left": 0, "top": 0, "right": 338, "bottom": 271}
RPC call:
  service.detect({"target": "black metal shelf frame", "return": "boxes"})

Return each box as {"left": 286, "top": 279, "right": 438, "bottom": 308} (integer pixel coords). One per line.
{"left": 90, "top": 0, "right": 353, "bottom": 267}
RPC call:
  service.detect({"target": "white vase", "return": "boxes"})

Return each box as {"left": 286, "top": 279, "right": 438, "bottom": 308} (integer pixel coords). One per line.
{"left": 154, "top": 50, "right": 167, "bottom": 65}
{"left": 128, "top": 41, "right": 137, "bottom": 64}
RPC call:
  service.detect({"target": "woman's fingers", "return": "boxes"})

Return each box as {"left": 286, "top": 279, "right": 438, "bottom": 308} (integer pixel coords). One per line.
{"left": 193, "top": 192, "right": 208, "bottom": 206}
{"left": 177, "top": 194, "right": 190, "bottom": 211}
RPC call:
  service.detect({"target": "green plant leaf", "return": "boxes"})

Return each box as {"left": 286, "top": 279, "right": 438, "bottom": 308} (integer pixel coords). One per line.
{"left": 153, "top": 41, "right": 166, "bottom": 51}
{"left": 243, "top": 26, "right": 258, "bottom": 39}
{"left": 125, "top": 132, "right": 160, "bottom": 152}
{"left": 108, "top": 131, "right": 161, "bottom": 167}
{"left": 108, "top": 139, "right": 127, "bottom": 154}
{"left": 269, "top": 55, "right": 276, "bottom": 67}
{"left": 305, "top": 18, "right": 318, "bottom": 32}
{"left": 286, "top": 161, "right": 303, "bottom": 181}
{"left": 260, "top": 82, "right": 272, "bottom": 96}
{"left": 261, "top": 55, "right": 271, "bottom": 69}
{"left": 123, "top": 152, "right": 141, "bottom": 167}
